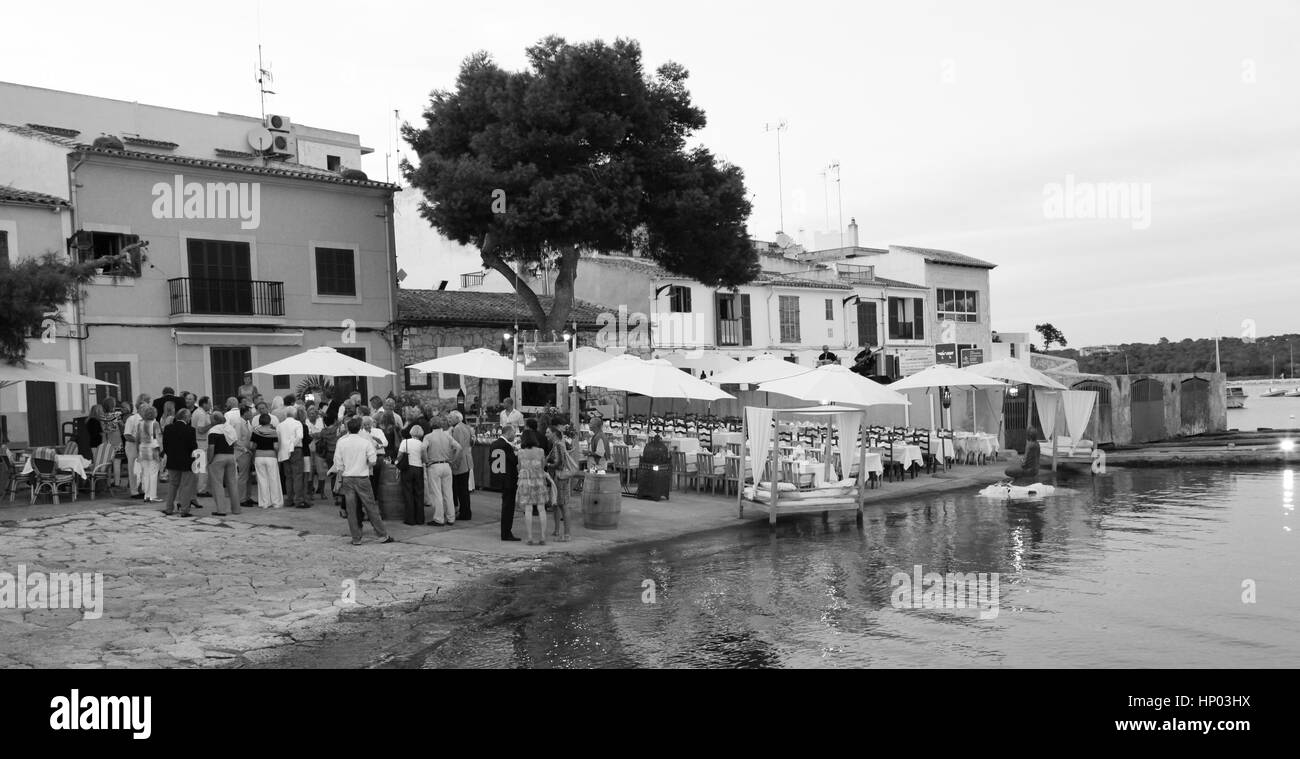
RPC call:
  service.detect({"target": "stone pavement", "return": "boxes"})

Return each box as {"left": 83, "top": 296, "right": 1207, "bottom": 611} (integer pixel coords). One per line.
{"left": 0, "top": 462, "right": 1007, "bottom": 668}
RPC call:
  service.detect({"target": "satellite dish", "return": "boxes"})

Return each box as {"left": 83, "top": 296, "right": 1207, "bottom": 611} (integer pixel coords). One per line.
{"left": 775, "top": 232, "right": 795, "bottom": 249}
{"left": 247, "top": 126, "right": 273, "bottom": 152}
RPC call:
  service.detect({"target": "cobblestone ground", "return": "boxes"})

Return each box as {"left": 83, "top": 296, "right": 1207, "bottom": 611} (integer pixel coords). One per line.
{"left": 0, "top": 509, "right": 531, "bottom": 669}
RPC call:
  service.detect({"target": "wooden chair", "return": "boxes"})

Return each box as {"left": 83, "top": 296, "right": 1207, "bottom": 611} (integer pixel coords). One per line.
{"left": 670, "top": 450, "right": 695, "bottom": 491}
{"left": 781, "top": 460, "right": 815, "bottom": 490}
{"left": 912, "top": 432, "right": 936, "bottom": 475}
{"left": 63, "top": 441, "right": 80, "bottom": 456}
{"left": 695, "top": 452, "right": 721, "bottom": 494}
{"left": 87, "top": 444, "right": 118, "bottom": 498}
{"left": 937, "top": 430, "right": 956, "bottom": 469}
{"left": 726, "top": 441, "right": 741, "bottom": 457}
{"left": 31, "top": 457, "right": 76, "bottom": 504}
{"left": 722, "top": 455, "right": 741, "bottom": 496}
{"left": 611, "top": 443, "right": 631, "bottom": 486}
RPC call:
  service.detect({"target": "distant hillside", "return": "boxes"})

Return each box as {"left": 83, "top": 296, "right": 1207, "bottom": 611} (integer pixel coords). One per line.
{"left": 1043, "top": 334, "right": 1300, "bottom": 379}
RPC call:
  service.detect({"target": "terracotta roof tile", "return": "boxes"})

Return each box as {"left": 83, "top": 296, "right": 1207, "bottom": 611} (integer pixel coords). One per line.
{"left": 397, "top": 289, "right": 608, "bottom": 328}
{"left": 0, "top": 186, "right": 69, "bottom": 207}
{"left": 893, "top": 245, "right": 996, "bottom": 269}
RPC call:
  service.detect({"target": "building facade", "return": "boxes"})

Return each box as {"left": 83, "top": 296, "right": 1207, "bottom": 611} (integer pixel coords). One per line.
{"left": 1, "top": 84, "right": 399, "bottom": 444}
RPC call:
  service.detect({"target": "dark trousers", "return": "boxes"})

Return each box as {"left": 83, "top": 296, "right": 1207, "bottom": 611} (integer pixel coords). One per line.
{"left": 452, "top": 471, "right": 471, "bottom": 519}
{"left": 401, "top": 467, "right": 425, "bottom": 524}
{"left": 500, "top": 487, "right": 517, "bottom": 539}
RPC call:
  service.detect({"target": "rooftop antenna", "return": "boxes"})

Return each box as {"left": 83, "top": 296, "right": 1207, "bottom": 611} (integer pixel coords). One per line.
{"left": 256, "top": 46, "right": 275, "bottom": 120}
{"left": 393, "top": 109, "right": 401, "bottom": 185}
{"left": 763, "top": 120, "right": 788, "bottom": 233}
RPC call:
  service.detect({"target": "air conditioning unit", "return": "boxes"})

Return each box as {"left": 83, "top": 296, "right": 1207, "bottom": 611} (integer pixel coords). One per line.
{"left": 267, "top": 131, "right": 296, "bottom": 157}
{"left": 264, "top": 114, "right": 292, "bottom": 132}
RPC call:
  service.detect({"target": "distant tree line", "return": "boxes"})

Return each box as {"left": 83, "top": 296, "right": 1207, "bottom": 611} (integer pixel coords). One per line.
{"left": 1045, "top": 334, "right": 1300, "bottom": 379}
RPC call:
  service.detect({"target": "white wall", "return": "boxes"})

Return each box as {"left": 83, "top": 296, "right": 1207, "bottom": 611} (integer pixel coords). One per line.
{"left": 0, "top": 130, "right": 70, "bottom": 198}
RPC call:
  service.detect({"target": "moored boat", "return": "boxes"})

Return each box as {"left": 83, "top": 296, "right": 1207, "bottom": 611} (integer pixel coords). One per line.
{"left": 1226, "top": 386, "right": 1247, "bottom": 408}
{"left": 1285, "top": 388, "right": 1300, "bottom": 398}
{"left": 1261, "top": 387, "right": 1287, "bottom": 397}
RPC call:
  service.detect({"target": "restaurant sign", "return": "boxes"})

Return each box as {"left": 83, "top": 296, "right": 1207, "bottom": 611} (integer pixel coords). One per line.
{"left": 897, "top": 347, "right": 936, "bottom": 377}
{"left": 521, "top": 342, "right": 570, "bottom": 372}
{"left": 935, "top": 343, "right": 958, "bottom": 365}
{"left": 960, "top": 348, "right": 984, "bottom": 367}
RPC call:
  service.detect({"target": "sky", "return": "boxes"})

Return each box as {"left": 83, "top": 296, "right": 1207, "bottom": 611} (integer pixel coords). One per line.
{"left": 3, "top": 0, "right": 1296, "bottom": 346}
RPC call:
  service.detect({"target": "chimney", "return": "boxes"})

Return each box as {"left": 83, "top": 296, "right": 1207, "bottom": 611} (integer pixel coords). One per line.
{"left": 848, "top": 217, "right": 859, "bottom": 248}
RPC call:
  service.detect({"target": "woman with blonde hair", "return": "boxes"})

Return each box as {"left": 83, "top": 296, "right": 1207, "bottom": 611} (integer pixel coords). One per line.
{"left": 136, "top": 406, "right": 163, "bottom": 503}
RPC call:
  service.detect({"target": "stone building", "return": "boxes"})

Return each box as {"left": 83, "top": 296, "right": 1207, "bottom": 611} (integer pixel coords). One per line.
{"left": 396, "top": 289, "right": 607, "bottom": 414}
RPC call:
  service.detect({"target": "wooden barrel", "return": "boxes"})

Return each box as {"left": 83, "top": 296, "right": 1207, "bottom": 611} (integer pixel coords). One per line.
{"left": 581, "top": 472, "right": 622, "bottom": 530}
{"left": 378, "top": 463, "right": 404, "bottom": 520}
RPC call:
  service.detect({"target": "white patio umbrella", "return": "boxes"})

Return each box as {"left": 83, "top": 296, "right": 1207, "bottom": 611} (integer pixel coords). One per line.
{"left": 407, "top": 347, "right": 514, "bottom": 380}
{"left": 888, "top": 364, "right": 1007, "bottom": 431}
{"left": 964, "top": 358, "right": 1065, "bottom": 447}
{"left": 963, "top": 358, "right": 1067, "bottom": 389}
{"left": 662, "top": 350, "right": 740, "bottom": 378}
{"left": 0, "top": 360, "right": 118, "bottom": 390}
{"left": 758, "top": 364, "right": 910, "bottom": 408}
{"left": 705, "top": 352, "right": 810, "bottom": 386}
{"left": 251, "top": 346, "right": 394, "bottom": 377}
{"left": 575, "top": 355, "right": 734, "bottom": 401}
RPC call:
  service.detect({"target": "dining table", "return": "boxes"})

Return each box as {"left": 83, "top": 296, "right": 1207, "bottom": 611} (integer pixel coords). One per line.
{"left": 21, "top": 454, "right": 92, "bottom": 480}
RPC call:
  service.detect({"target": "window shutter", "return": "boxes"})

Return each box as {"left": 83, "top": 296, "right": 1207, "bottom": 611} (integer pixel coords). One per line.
{"left": 888, "top": 298, "right": 899, "bottom": 338}
{"left": 740, "top": 294, "right": 752, "bottom": 346}
{"left": 913, "top": 298, "right": 925, "bottom": 340}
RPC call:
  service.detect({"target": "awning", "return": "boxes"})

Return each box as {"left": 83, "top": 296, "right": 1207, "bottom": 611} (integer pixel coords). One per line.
{"left": 174, "top": 331, "right": 304, "bottom": 346}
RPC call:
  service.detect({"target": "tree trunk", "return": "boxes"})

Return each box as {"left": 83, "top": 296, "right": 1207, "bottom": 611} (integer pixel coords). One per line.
{"left": 480, "top": 238, "right": 583, "bottom": 336}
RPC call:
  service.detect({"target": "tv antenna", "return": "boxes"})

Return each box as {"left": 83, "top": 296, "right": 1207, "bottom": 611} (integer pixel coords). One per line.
{"left": 826, "top": 160, "right": 843, "bottom": 249}
{"left": 256, "top": 45, "right": 276, "bottom": 120}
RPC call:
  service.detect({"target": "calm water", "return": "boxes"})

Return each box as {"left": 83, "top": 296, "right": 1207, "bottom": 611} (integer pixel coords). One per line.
{"left": 416, "top": 468, "right": 1298, "bottom": 668}
{"left": 1228, "top": 380, "right": 1300, "bottom": 431}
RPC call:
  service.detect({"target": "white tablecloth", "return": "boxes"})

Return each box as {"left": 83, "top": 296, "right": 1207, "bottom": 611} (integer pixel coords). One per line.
{"left": 870, "top": 444, "right": 924, "bottom": 471}
{"left": 954, "top": 432, "right": 998, "bottom": 457}
{"left": 21, "top": 455, "right": 91, "bottom": 479}
{"left": 667, "top": 437, "right": 701, "bottom": 455}
{"left": 712, "top": 431, "right": 744, "bottom": 447}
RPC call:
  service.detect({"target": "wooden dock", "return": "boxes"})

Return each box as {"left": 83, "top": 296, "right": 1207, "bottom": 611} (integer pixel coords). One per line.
{"left": 1093, "top": 430, "right": 1299, "bottom": 467}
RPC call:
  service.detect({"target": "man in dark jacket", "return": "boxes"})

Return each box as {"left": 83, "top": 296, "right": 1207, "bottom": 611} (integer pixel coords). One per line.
{"left": 491, "top": 425, "right": 520, "bottom": 541}
{"left": 161, "top": 409, "right": 199, "bottom": 516}
{"left": 153, "top": 386, "right": 184, "bottom": 420}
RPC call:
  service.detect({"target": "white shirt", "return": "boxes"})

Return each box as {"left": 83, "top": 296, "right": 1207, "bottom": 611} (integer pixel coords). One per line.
{"left": 330, "top": 433, "right": 376, "bottom": 477}
{"left": 123, "top": 413, "right": 143, "bottom": 442}
{"left": 499, "top": 408, "right": 525, "bottom": 428}
{"left": 366, "top": 428, "right": 388, "bottom": 452}
{"left": 276, "top": 418, "right": 303, "bottom": 461}
{"left": 398, "top": 437, "right": 425, "bottom": 467}
{"left": 192, "top": 408, "right": 211, "bottom": 435}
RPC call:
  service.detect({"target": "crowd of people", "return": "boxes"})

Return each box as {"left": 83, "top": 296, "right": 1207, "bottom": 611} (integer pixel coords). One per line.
{"left": 87, "top": 381, "right": 579, "bottom": 547}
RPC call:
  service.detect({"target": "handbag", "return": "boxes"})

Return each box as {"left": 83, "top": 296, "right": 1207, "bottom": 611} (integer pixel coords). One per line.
{"left": 395, "top": 440, "right": 410, "bottom": 472}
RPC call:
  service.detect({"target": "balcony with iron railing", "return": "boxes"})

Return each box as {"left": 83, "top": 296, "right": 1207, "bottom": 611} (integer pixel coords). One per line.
{"left": 460, "top": 271, "right": 486, "bottom": 289}
{"left": 168, "top": 277, "right": 285, "bottom": 318}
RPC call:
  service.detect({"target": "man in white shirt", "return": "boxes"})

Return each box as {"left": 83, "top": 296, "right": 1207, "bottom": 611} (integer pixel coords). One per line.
{"left": 304, "top": 404, "right": 327, "bottom": 497}
{"left": 328, "top": 417, "right": 393, "bottom": 546}
{"left": 191, "top": 397, "right": 213, "bottom": 496}
{"left": 277, "top": 409, "right": 305, "bottom": 509}
{"left": 122, "top": 402, "right": 145, "bottom": 499}
{"left": 498, "top": 398, "right": 524, "bottom": 429}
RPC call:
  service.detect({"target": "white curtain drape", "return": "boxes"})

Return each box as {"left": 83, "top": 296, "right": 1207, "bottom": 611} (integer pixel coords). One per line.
{"left": 746, "top": 407, "right": 774, "bottom": 484}
{"left": 979, "top": 386, "right": 1005, "bottom": 445}
{"left": 1060, "top": 390, "right": 1097, "bottom": 451}
{"left": 1034, "top": 389, "right": 1060, "bottom": 441}
{"left": 834, "top": 411, "right": 862, "bottom": 483}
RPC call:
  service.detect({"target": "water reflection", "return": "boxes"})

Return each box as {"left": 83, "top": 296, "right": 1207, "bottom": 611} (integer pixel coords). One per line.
{"left": 418, "top": 469, "right": 1298, "bottom": 668}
